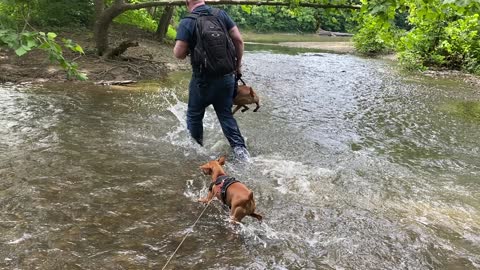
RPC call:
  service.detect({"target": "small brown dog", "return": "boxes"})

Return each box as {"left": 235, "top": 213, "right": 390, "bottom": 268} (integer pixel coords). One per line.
{"left": 198, "top": 156, "right": 262, "bottom": 223}
{"left": 233, "top": 84, "right": 260, "bottom": 115}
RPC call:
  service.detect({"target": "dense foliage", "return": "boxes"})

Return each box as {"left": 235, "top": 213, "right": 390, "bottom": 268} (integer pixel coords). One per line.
{"left": 353, "top": 14, "right": 395, "bottom": 55}
{"left": 0, "top": 0, "right": 94, "bottom": 27}
{"left": 220, "top": 5, "right": 355, "bottom": 33}
{"left": 354, "top": 0, "right": 480, "bottom": 74}
{"left": 115, "top": 8, "right": 177, "bottom": 40}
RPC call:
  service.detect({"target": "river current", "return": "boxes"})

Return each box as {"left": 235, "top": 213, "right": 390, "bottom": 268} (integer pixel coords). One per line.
{"left": 0, "top": 50, "right": 479, "bottom": 269}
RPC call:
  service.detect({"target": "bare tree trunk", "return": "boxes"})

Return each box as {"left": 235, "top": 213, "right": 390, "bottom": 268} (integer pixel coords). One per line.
{"left": 94, "top": 0, "right": 105, "bottom": 22}
{"left": 94, "top": 0, "right": 126, "bottom": 56}
{"left": 155, "top": 6, "right": 174, "bottom": 42}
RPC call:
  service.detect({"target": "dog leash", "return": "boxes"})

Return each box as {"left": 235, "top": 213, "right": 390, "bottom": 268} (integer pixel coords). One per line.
{"left": 161, "top": 194, "right": 215, "bottom": 270}
{"left": 238, "top": 77, "right": 246, "bottom": 85}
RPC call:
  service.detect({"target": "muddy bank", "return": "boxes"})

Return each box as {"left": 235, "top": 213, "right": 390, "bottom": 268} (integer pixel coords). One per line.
{"left": 0, "top": 26, "right": 190, "bottom": 84}
{"left": 245, "top": 41, "right": 355, "bottom": 54}
{"left": 279, "top": 41, "right": 355, "bottom": 53}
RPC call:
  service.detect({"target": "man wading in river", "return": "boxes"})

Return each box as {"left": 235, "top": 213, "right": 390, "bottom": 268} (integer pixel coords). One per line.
{"left": 173, "top": 0, "right": 250, "bottom": 161}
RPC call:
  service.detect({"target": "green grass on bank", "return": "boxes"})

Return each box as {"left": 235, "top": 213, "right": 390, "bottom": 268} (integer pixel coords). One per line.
{"left": 244, "top": 43, "right": 337, "bottom": 55}
{"left": 242, "top": 32, "right": 352, "bottom": 44}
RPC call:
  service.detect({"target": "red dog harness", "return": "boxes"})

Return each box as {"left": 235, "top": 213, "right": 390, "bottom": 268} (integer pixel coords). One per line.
{"left": 209, "top": 175, "right": 239, "bottom": 205}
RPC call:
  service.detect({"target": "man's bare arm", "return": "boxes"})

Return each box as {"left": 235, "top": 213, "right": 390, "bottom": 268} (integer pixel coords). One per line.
{"left": 173, "top": 40, "right": 189, "bottom": 59}
{"left": 229, "top": 26, "right": 244, "bottom": 74}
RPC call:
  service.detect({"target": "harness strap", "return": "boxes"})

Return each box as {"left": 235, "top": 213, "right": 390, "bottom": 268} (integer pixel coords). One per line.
{"left": 208, "top": 175, "right": 239, "bottom": 205}
{"left": 221, "top": 177, "right": 239, "bottom": 205}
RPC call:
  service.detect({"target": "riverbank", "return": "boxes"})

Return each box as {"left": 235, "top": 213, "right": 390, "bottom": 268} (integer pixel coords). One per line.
{"left": 0, "top": 25, "right": 190, "bottom": 84}
{"left": 0, "top": 29, "right": 356, "bottom": 84}
{"left": 1, "top": 27, "right": 479, "bottom": 88}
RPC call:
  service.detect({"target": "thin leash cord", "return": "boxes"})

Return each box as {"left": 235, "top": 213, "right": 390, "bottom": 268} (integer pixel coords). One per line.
{"left": 161, "top": 197, "right": 214, "bottom": 270}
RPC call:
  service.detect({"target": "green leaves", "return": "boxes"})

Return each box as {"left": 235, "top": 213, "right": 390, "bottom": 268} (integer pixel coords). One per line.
{"left": 240, "top": 5, "right": 252, "bottom": 14}
{"left": 47, "top": 32, "right": 57, "bottom": 40}
{"left": 0, "top": 30, "right": 20, "bottom": 48}
{"left": 63, "top": 38, "right": 85, "bottom": 54}
{"left": 1, "top": 28, "right": 88, "bottom": 80}
{"left": 223, "top": 5, "right": 351, "bottom": 33}
{"left": 14, "top": 46, "right": 29, "bottom": 56}
{"left": 353, "top": 14, "right": 396, "bottom": 54}
{"left": 358, "top": 0, "right": 480, "bottom": 73}
{"left": 114, "top": 9, "right": 157, "bottom": 32}
{"left": 37, "top": 33, "right": 88, "bottom": 80}
{"left": 444, "top": 0, "right": 477, "bottom": 6}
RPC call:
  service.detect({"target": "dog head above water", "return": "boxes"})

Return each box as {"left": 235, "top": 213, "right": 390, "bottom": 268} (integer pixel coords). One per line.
{"left": 199, "top": 156, "right": 226, "bottom": 176}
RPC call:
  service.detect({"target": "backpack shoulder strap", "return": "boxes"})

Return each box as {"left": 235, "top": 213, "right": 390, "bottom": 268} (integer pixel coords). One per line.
{"left": 209, "top": 8, "right": 228, "bottom": 32}
{"left": 185, "top": 13, "right": 200, "bottom": 20}
{"left": 185, "top": 7, "right": 215, "bottom": 20}
{"left": 210, "top": 8, "right": 221, "bottom": 16}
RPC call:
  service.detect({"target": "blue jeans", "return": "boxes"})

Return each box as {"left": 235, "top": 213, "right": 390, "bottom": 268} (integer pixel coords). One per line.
{"left": 187, "top": 73, "right": 246, "bottom": 148}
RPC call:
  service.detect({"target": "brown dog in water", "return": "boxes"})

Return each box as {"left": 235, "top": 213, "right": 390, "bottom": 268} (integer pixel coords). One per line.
{"left": 233, "top": 84, "right": 260, "bottom": 115}
{"left": 198, "top": 156, "right": 262, "bottom": 223}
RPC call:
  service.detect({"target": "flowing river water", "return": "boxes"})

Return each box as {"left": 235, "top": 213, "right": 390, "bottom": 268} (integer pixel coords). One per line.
{"left": 1, "top": 49, "right": 479, "bottom": 269}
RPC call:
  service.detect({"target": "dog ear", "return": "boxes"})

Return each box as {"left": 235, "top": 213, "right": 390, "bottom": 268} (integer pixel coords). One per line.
{"left": 218, "top": 156, "right": 226, "bottom": 165}
{"left": 199, "top": 164, "right": 212, "bottom": 175}
{"left": 249, "top": 87, "right": 255, "bottom": 97}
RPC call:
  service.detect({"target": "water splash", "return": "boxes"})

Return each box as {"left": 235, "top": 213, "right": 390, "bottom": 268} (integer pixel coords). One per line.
{"left": 6, "top": 233, "right": 33, "bottom": 244}
{"left": 252, "top": 155, "right": 338, "bottom": 200}
{"left": 162, "top": 92, "right": 202, "bottom": 154}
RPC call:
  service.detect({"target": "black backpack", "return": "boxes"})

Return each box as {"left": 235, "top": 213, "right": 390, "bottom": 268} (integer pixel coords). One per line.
{"left": 187, "top": 8, "right": 236, "bottom": 77}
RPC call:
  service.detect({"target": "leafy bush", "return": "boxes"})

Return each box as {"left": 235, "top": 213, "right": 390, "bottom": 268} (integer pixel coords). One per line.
{"left": 353, "top": 15, "right": 396, "bottom": 55}
{"left": 397, "top": 3, "right": 480, "bottom": 73}
{"left": 356, "top": 0, "right": 480, "bottom": 74}
{"left": 440, "top": 14, "right": 480, "bottom": 73}
{"left": 398, "top": 51, "right": 427, "bottom": 71}
{"left": 166, "top": 25, "right": 177, "bottom": 40}
{"left": 114, "top": 9, "right": 157, "bottom": 32}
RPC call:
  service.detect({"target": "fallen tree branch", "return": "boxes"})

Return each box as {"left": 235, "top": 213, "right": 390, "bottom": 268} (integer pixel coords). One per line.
{"left": 95, "top": 80, "right": 137, "bottom": 85}
{"left": 105, "top": 40, "right": 139, "bottom": 59}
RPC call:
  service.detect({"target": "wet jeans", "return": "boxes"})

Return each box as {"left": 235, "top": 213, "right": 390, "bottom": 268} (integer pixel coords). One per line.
{"left": 187, "top": 73, "right": 246, "bottom": 148}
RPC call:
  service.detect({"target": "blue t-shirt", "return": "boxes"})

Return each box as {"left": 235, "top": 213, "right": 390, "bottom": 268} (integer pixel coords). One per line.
{"left": 175, "top": 5, "right": 236, "bottom": 56}
{"left": 175, "top": 5, "right": 235, "bottom": 43}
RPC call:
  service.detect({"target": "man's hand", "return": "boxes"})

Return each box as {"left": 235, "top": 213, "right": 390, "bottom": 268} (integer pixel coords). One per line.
{"left": 235, "top": 66, "right": 242, "bottom": 79}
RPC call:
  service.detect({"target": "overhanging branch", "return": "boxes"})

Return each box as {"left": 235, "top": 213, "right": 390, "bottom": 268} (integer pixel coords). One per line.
{"left": 123, "top": 0, "right": 360, "bottom": 10}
